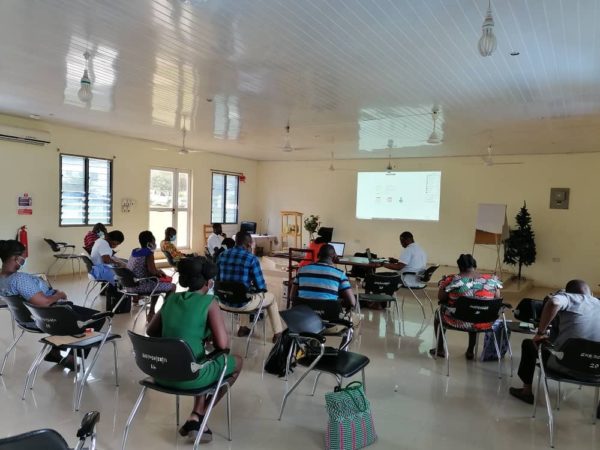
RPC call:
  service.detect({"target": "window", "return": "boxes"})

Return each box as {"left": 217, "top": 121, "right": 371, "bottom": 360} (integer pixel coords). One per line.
{"left": 211, "top": 172, "right": 239, "bottom": 224}
{"left": 60, "top": 154, "right": 112, "bottom": 226}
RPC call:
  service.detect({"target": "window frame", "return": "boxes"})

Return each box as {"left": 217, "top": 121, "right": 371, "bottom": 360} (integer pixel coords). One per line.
{"left": 59, "top": 153, "right": 114, "bottom": 227}
{"left": 210, "top": 171, "right": 240, "bottom": 225}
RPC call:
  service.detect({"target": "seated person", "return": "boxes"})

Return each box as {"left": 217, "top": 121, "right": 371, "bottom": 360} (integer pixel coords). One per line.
{"left": 383, "top": 231, "right": 427, "bottom": 278}
{"left": 147, "top": 257, "right": 242, "bottom": 443}
{"left": 207, "top": 223, "right": 226, "bottom": 256}
{"left": 298, "top": 228, "right": 330, "bottom": 268}
{"left": 83, "top": 223, "right": 107, "bottom": 255}
{"left": 213, "top": 237, "right": 235, "bottom": 263}
{"left": 509, "top": 280, "right": 600, "bottom": 405}
{"left": 90, "top": 230, "right": 127, "bottom": 284}
{"left": 291, "top": 244, "right": 356, "bottom": 310}
{"left": 430, "top": 254, "right": 502, "bottom": 360}
{"left": 127, "top": 231, "right": 177, "bottom": 320}
{"left": 217, "top": 232, "right": 283, "bottom": 342}
{"left": 0, "top": 240, "right": 104, "bottom": 366}
{"left": 160, "top": 227, "right": 194, "bottom": 264}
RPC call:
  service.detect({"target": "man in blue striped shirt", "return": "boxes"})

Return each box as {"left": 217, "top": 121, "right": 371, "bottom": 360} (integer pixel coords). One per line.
{"left": 290, "top": 244, "right": 356, "bottom": 310}
{"left": 217, "top": 232, "right": 283, "bottom": 341}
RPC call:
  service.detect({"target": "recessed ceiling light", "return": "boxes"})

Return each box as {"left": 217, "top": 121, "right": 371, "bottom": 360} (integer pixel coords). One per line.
{"left": 29, "top": 114, "right": 40, "bottom": 120}
{"left": 510, "top": 51, "right": 520, "bottom": 56}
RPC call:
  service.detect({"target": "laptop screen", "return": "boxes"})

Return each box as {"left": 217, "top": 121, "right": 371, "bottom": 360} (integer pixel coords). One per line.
{"left": 330, "top": 242, "right": 345, "bottom": 257}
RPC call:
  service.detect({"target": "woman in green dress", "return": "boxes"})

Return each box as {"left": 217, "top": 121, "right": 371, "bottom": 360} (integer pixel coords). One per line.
{"left": 147, "top": 256, "right": 243, "bottom": 443}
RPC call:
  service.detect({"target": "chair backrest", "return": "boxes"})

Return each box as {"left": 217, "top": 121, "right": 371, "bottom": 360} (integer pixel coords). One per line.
{"left": 451, "top": 297, "right": 503, "bottom": 324}
{"left": 279, "top": 305, "right": 326, "bottom": 335}
{"left": 364, "top": 271, "right": 401, "bottom": 295}
{"left": 112, "top": 267, "right": 139, "bottom": 289}
{"left": 551, "top": 338, "right": 600, "bottom": 379}
{"left": 1, "top": 295, "right": 35, "bottom": 326}
{"left": 79, "top": 255, "right": 94, "bottom": 274}
{"left": 25, "top": 303, "right": 84, "bottom": 336}
{"left": 214, "top": 280, "right": 249, "bottom": 306}
{"left": 44, "top": 238, "right": 61, "bottom": 253}
{"left": 419, "top": 265, "right": 440, "bottom": 282}
{"left": 348, "top": 252, "right": 376, "bottom": 279}
{"left": 292, "top": 298, "right": 342, "bottom": 322}
{"left": 128, "top": 330, "right": 199, "bottom": 382}
{"left": 162, "top": 251, "right": 176, "bottom": 267}
{"left": 0, "top": 429, "right": 69, "bottom": 450}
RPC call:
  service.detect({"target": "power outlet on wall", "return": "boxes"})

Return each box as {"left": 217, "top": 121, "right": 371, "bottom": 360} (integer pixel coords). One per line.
{"left": 552, "top": 257, "right": 560, "bottom": 263}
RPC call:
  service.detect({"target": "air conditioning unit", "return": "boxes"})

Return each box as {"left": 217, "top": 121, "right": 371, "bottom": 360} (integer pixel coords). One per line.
{"left": 0, "top": 125, "right": 51, "bottom": 146}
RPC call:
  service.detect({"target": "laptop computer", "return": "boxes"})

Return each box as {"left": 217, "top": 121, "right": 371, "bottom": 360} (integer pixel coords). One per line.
{"left": 330, "top": 241, "right": 345, "bottom": 258}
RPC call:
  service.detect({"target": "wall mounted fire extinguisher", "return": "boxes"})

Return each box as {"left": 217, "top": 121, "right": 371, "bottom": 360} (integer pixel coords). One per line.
{"left": 16, "top": 225, "right": 28, "bottom": 257}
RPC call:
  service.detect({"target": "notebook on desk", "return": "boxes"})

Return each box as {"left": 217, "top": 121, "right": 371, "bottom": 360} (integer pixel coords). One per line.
{"left": 330, "top": 241, "right": 345, "bottom": 258}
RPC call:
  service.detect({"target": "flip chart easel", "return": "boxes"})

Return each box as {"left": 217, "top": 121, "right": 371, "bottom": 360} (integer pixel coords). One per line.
{"left": 472, "top": 203, "right": 509, "bottom": 276}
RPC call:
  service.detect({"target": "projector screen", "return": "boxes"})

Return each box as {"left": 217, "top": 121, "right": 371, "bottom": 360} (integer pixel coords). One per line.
{"left": 356, "top": 171, "right": 441, "bottom": 221}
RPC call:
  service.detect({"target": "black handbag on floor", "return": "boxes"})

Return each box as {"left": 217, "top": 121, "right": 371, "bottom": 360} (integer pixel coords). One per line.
{"left": 105, "top": 284, "right": 131, "bottom": 314}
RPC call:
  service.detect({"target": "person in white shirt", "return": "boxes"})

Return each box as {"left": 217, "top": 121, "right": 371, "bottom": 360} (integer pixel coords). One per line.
{"left": 90, "top": 230, "right": 127, "bottom": 283}
{"left": 207, "top": 223, "right": 226, "bottom": 256}
{"left": 384, "top": 231, "right": 427, "bottom": 274}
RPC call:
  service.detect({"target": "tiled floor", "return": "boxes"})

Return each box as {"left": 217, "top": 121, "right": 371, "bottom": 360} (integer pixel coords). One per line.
{"left": 0, "top": 271, "right": 598, "bottom": 449}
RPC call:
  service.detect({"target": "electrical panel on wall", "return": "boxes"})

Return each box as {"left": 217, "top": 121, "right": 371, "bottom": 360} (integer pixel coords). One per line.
{"left": 550, "top": 188, "right": 569, "bottom": 209}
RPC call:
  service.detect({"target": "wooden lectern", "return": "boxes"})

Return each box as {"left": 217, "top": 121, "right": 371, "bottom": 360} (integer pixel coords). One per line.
{"left": 472, "top": 203, "right": 509, "bottom": 276}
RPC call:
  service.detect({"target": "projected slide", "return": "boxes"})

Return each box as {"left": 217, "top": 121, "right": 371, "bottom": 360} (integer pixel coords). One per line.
{"left": 356, "top": 171, "right": 441, "bottom": 221}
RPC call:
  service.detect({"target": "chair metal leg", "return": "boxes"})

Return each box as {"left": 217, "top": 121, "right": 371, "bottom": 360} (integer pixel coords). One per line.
{"left": 176, "top": 395, "right": 180, "bottom": 427}
{"left": 46, "top": 258, "right": 59, "bottom": 279}
{"left": 279, "top": 344, "right": 324, "bottom": 420}
{"left": 542, "top": 375, "right": 554, "bottom": 447}
{"left": 501, "top": 315, "right": 514, "bottom": 377}
{"left": 112, "top": 341, "right": 119, "bottom": 386}
{"left": 30, "top": 344, "right": 53, "bottom": 393}
{"left": 284, "top": 341, "right": 296, "bottom": 381}
{"left": 407, "top": 287, "right": 426, "bottom": 318}
{"left": 556, "top": 382, "right": 561, "bottom": 410}
{"left": 22, "top": 344, "right": 49, "bottom": 400}
{"left": 75, "top": 330, "right": 112, "bottom": 410}
{"left": 226, "top": 384, "right": 232, "bottom": 441}
{"left": 244, "top": 303, "right": 265, "bottom": 358}
{"left": 121, "top": 386, "right": 147, "bottom": 450}
{"left": 423, "top": 291, "right": 435, "bottom": 315}
{"left": 361, "top": 368, "right": 367, "bottom": 393}
{"left": 393, "top": 299, "right": 400, "bottom": 322}
{"left": 193, "top": 356, "right": 228, "bottom": 450}
{"left": 10, "top": 317, "right": 15, "bottom": 339}
{"left": 491, "top": 331, "right": 502, "bottom": 379}
{"left": 593, "top": 387, "right": 599, "bottom": 425}
{"left": 532, "top": 368, "right": 542, "bottom": 418}
{"left": 311, "top": 372, "right": 322, "bottom": 396}
{"left": 1, "top": 329, "right": 25, "bottom": 375}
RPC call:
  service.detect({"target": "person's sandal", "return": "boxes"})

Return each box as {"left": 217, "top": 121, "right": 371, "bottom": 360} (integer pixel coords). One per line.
{"left": 179, "top": 412, "right": 213, "bottom": 443}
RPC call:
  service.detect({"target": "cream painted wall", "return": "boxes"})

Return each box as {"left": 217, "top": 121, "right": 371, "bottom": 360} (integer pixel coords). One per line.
{"left": 256, "top": 153, "right": 600, "bottom": 288}
{"left": 0, "top": 114, "right": 257, "bottom": 275}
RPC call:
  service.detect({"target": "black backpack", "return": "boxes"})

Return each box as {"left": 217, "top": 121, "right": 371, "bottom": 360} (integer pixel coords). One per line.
{"left": 264, "top": 330, "right": 295, "bottom": 377}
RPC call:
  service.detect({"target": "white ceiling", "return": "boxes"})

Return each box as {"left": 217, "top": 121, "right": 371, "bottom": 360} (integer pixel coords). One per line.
{"left": 1, "top": 0, "right": 600, "bottom": 160}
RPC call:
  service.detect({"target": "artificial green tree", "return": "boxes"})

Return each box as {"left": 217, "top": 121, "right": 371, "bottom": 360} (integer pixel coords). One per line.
{"left": 504, "top": 201, "right": 537, "bottom": 280}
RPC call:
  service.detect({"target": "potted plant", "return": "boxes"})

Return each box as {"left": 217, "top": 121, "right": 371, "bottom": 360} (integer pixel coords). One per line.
{"left": 303, "top": 215, "right": 320, "bottom": 241}
{"left": 504, "top": 201, "right": 537, "bottom": 281}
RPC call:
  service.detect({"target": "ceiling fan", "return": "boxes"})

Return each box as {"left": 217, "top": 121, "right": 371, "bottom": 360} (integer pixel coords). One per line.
{"left": 481, "top": 144, "right": 522, "bottom": 166}
{"left": 280, "top": 121, "right": 313, "bottom": 152}
{"left": 325, "top": 152, "right": 356, "bottom": 172}
{"left": 153, "top": 118, "right": 204, "bottom": 155}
